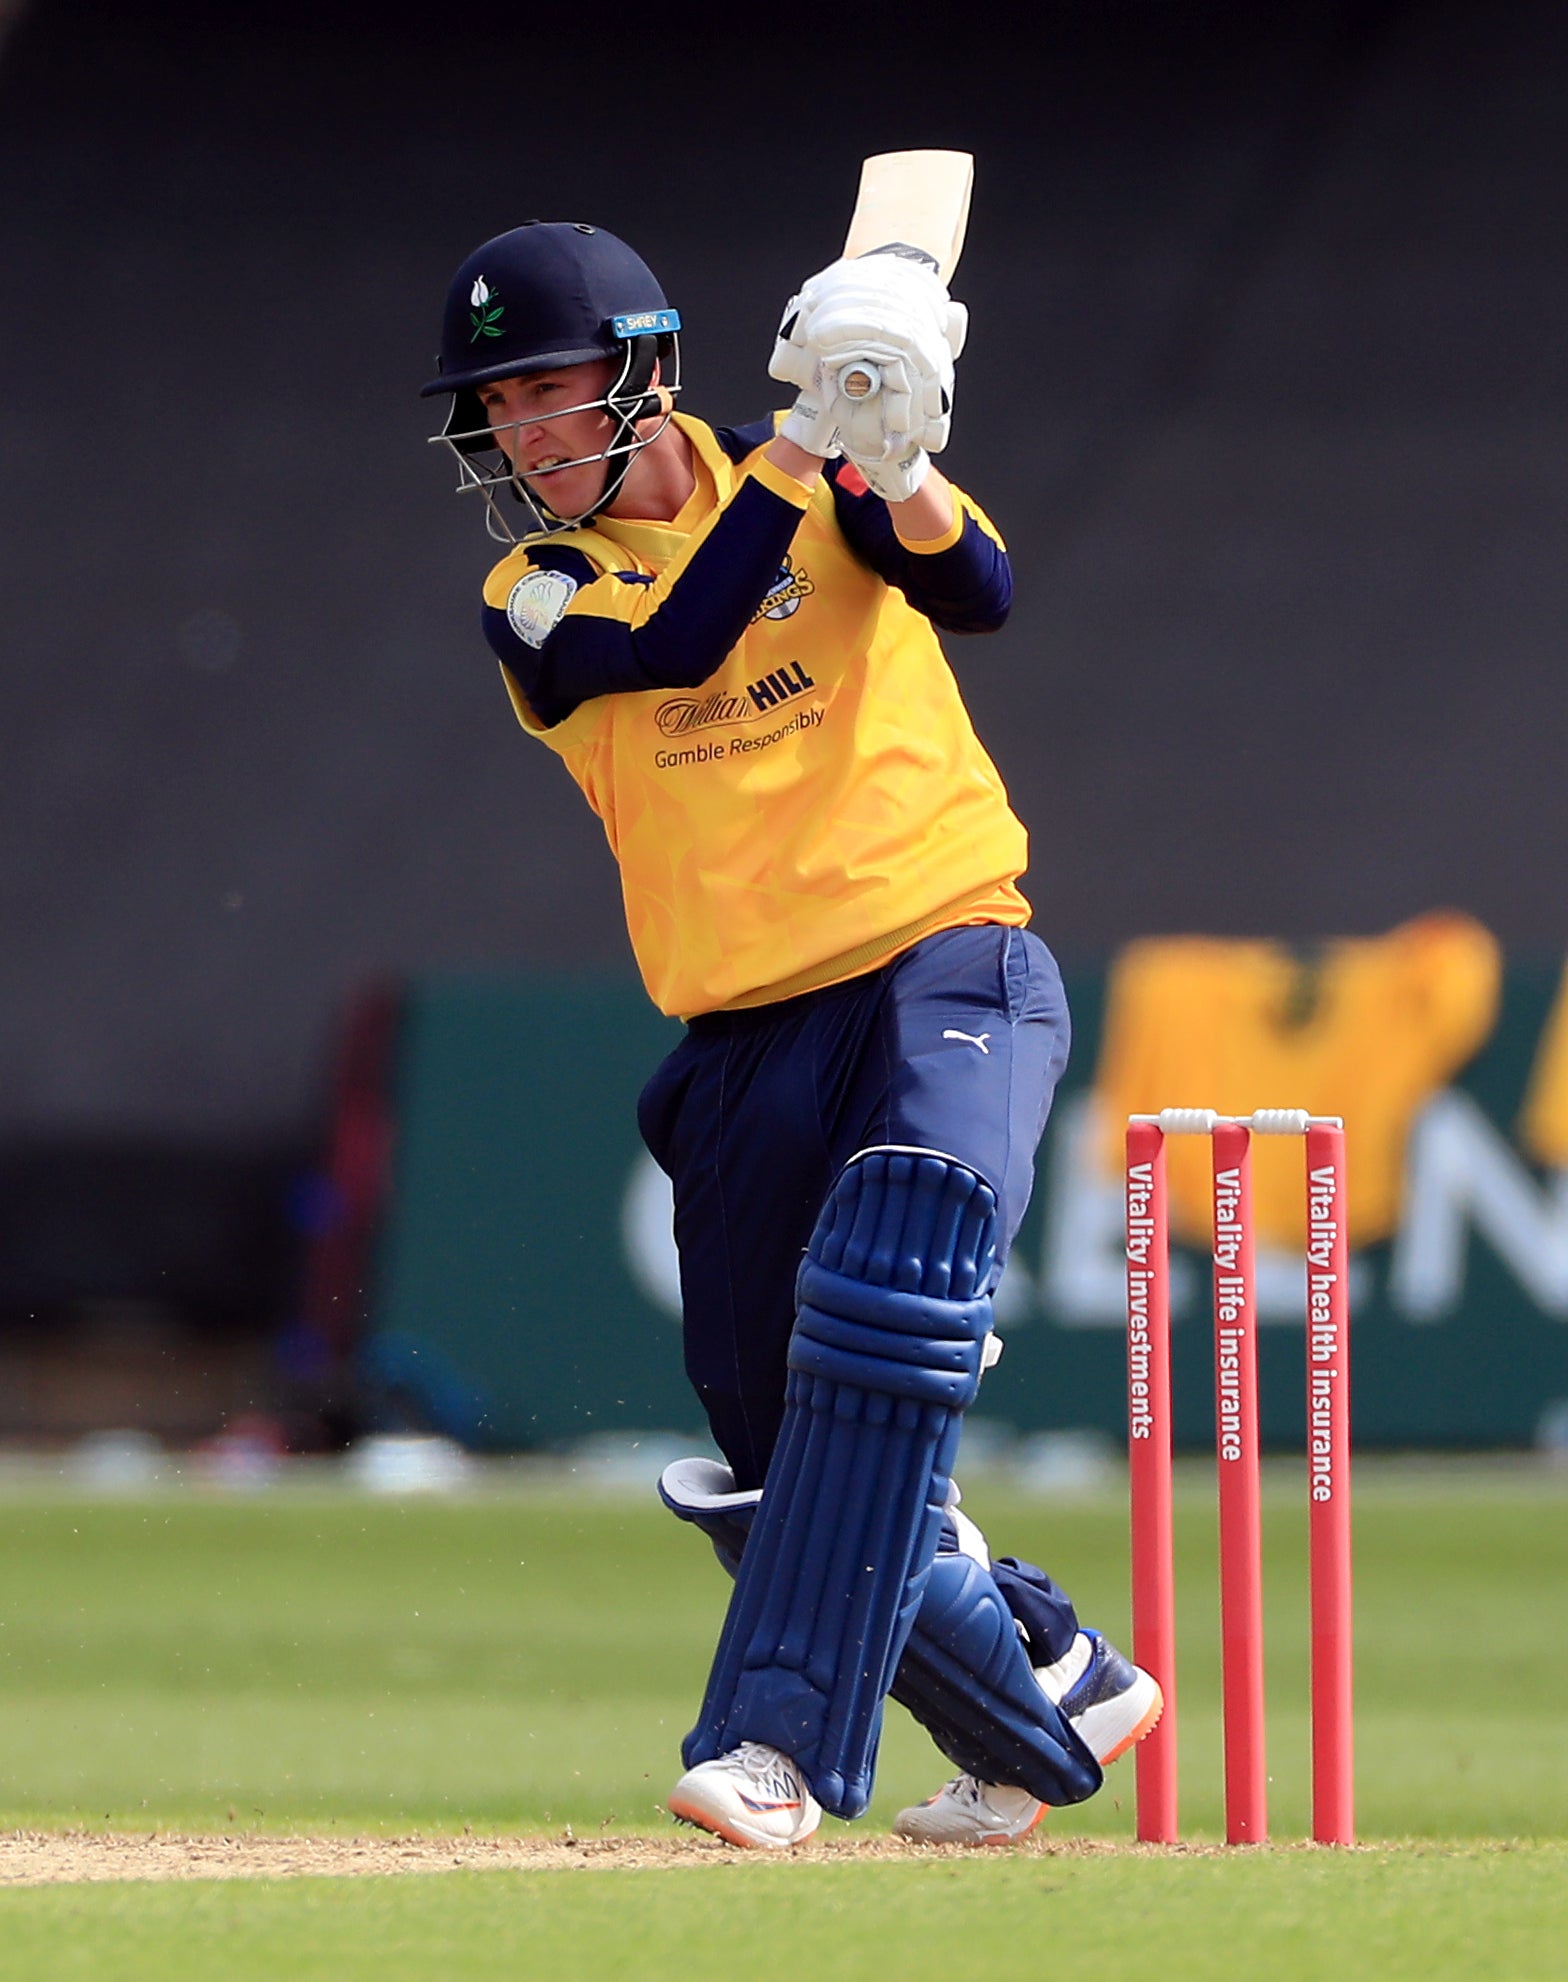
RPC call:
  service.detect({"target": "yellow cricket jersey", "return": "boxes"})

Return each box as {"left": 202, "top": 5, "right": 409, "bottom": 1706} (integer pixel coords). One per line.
{"left": 480, "top": 413, "right": 1030, "bottom": 1017}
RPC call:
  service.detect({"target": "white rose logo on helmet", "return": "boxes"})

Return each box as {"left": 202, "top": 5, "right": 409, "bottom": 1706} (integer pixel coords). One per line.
{"left": 469, "top": 278, "right": 505, "bottom": 342}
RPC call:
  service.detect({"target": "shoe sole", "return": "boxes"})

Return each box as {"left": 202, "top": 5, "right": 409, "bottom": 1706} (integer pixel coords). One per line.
{"left": 979, "top": 1802, "right": 1049, "bottom": 1848}
{"left": 667, "top": 1791, "right": 817, "bottom": 1851}
{"left": 1093, "top": 1677, "right": 1165, "bottom": 1767}
{"left": 893, "top": 1799, "right": 1049, "bottom": 1849}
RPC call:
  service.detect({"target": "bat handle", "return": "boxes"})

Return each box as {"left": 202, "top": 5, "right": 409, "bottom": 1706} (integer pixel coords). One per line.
{"left": 832, "top": 357, "right": 880, "bottom": 402}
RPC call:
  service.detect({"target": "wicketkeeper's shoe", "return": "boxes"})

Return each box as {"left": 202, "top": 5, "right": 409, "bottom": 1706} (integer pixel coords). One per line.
{"left": 668, "top": 1741, "right": 822, "bottom": 1850}
{"left": 893, "top": 1630, "right": 1162, "bottom": 1846}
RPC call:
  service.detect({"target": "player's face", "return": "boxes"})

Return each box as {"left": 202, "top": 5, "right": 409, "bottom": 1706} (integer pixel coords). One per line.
{"left": 476, "top": 361, "right": 618, "bottom": 514}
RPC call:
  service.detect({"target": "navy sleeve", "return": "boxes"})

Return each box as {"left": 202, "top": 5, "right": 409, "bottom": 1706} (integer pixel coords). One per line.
{"left": 712, "top": 417, "right": 780, "bottom": 464}
{"left": 824, "top": 460, "right": 1012, "bottom": 634}
{"left": 482, "top": 474, "right": 806, "bottom": 728}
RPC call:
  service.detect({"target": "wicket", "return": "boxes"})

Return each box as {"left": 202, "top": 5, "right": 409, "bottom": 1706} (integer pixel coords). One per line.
{"left": 1124, "top": 1107, "right": 1353, "bottom": 1846}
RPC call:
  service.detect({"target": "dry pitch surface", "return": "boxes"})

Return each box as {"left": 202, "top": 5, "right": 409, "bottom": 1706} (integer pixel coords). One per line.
{"left": 0, "top": 1830, "right": 1228, "bottom": 1887}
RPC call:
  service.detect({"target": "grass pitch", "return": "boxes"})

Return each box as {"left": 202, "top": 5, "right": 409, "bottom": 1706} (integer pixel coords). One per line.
{"left": 0, "top": 1459, "right": 1564, "bottom": 1977}
{"left": 2, "top": 1845, "right": 1566, "bottom": 1982}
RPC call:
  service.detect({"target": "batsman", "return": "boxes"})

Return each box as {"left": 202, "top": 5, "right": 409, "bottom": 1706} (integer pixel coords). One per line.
{"left": 422, "top": 163, "right": 1161, "bottom": 1848}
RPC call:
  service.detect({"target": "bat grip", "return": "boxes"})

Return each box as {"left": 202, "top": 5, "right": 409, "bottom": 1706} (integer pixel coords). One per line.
{"left": 831, "top": 356, "right": 881, "bottom": 402}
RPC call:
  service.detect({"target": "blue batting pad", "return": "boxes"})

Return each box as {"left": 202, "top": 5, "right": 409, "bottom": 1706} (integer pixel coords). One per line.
{"left": 681, "top": 1148, "right": 999, "bottom": 1819}
{"left": 888, "top": 1550, "right": 1101, "bottom": 1802}
{"left": 661, "top": 1459, "right": 1103, "bottom": 1810}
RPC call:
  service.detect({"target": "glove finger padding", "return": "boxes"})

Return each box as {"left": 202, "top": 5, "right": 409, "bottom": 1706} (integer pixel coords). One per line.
{"left": 775, "top": 253, "right": 963, "bottom": 385}
{"left": 769, "top": 261, "right": 925, "bottom": 390}
{"left": 943, "top": 299, "right": 969, "bottom": 363}
{"left": 823, "top": 345, "right": 953, "bottom": 458}
{"left": 903, "top": 356, "right": 953, "bottom": 456}
{"left": 823, "top": 346, "right": 917, "bottom": 459}
{"left": 811, "top": 318, "right": 951, "bottom": 454}
{"left": 791, "top": 252, "right": 965, "bottom": 356}
{"left": 807, "top": 294, "right": 951, "bottom": 373}
{"left": 768, "top": 292, "right": 816, "bottom": 390}
{"left": 771, "top": 254, "right": 965, "bottom": 462}
{"left": 778, "top": 354, "right": 844, "bottom": 459}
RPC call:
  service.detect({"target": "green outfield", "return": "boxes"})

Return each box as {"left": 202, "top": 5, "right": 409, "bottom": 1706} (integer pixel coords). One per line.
{"left": 0, "top": 1459, "right": 1564, "bottom": 1978}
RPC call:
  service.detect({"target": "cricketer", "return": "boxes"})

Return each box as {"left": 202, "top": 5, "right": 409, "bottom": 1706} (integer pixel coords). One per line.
{"left": 421, "top": 217, "right": 1161, "bottom": 1847}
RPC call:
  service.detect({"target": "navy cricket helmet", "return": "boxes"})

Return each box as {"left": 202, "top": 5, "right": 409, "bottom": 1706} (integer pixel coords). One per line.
{"left": 422, "top": 223, "right": 677, "bottom": 429}
{"left": 422, "top": 221, "right": 682, "bottom": 540}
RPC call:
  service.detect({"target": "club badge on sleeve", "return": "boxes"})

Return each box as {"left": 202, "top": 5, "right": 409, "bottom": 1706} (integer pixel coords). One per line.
{"left": 506, "top": 568, "right": 579, "bottom": 648}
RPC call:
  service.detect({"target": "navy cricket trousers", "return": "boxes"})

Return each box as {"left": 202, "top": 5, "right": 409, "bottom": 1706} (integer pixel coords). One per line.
{"left": 636, "top": 924, "right": 1072, "bottom": 1492}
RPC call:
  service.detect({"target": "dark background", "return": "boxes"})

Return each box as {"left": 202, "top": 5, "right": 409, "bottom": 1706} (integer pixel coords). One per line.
{"left": 0, "top": 0, "right": 1563, "bottom": 1411}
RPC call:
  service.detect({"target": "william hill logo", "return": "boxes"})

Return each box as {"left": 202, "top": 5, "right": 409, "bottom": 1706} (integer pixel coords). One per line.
{"left": 751, "top": 556, "right": 815, "bottom": 622}
{"left": 744, "top": 660, "right": 815, "bottom": 710}
{"left": 655, "top": 662, "right": 817, "bottom": 737}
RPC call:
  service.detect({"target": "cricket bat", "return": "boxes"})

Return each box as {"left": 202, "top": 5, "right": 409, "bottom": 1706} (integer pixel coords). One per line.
{"left": 841, "top": 148, "right": 973, "bottom": 279}
{"left": 833, "top": 149, "right": 973, "bottom": 402}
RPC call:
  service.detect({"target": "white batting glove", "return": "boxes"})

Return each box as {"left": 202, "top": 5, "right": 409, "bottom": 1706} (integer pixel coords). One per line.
{"left": 821, "top": 345, "right": 955, "bottom": 461}
{"left": 806, "top": 272, "right": 964, "bottom": 457}
{"left": 776, "top": 354, "right": 842, "bottom": 458}
{"left": 769, "top": 251, "right": 967, "bottom": 457}
{"left": 845, "top": 444, "right": 931, "bottom": 503}
{"left": 775, "top": 249, "right": 967, "bottom": 366}
{"left": 769, "top": 289, "right": 816, "bottom": 391}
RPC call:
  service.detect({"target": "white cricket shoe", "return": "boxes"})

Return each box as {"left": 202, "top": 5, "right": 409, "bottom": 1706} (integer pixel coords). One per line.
{"left": 893, "top": 1630, "right": 1163, "bottom": 1847}
{"left": 668, "top": 1741, "right": 822, "bottom": 1850}
{"left": 894, "top": 1773, "right": 1047, "bottom": 1847}
{"left": 1037, "top": 1627, "right": 1164, "bottom": 1768}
